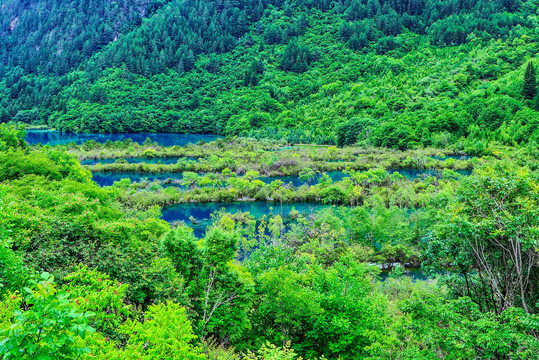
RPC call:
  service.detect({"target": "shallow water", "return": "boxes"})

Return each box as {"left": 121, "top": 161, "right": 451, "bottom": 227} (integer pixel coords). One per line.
{"left": 389, "top": 168, "right": 471, "bottom": 178}
{"left": 92, "top": 172, "right": 186, "bottom": 186}
{"left": 91, "top": 171, "right": 348, "bottom": 187}
{"left": 161, "top": 201, "right": 328, "bottom": 237}
{"left": 25, "top": 130, "right": 220, "bottom": 146}
{"left": 92, "top": 168, "right": 471, "bottom": 187}
{"left": 82, "top": 157, "right": 197, "bottom": 165}
{"left": 430, "top": 155, "right": 472, "bottom": 161}
{"left": 379, "top": 267, "right": 429, "bottom": 281}
{"left": 259, "top": 171, "right": 348, "bottom": 187}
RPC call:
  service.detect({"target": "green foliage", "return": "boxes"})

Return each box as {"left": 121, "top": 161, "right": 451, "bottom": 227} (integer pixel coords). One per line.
{"left": 523, "top": 61, "right": 537, "bottom": 101}
{"left": 4, "top": 0, "right": 539, "bottom": 148}
{"left": 5, "top": 3, "right": 539, "bottom": 350}
{"left": 99, "top": 302, "right": 205, "bottom": 360}
{"left": 368, "top": 278, "right": 539, "bottom": 359}
{"left": 161, "top": 226, "right": 202, "bottom": 284}
{"left": 0, "top": 0, "right": 164, "bottom": 78}
{"left": 0, "top": 273, "right": 95, "bottom": 359}
{"left": 2, "top": 140, "right": 539, "bottom": 358}
{"left": 248, "top": 256, "right": 386, "bottom": 359}
{"left": 0, "top": 245, "right": 28, "bottom": 297}
{"left": 336, "top": 119, "right": 365, "bottom": 147}
{"left": 193, "top": 220, "right": 255, "bottom": 342}
{"left": 0, "top": 124, "right": 27, "bottom": 152}
{"left": 280, "top": 40, "right": 315, "bottom": 73}
{"left": 246, "top": 342, "right": 302, "bottom": 360}
{"left": 226, "top": 116, "right": 252, "bottom": 136}
{"left": 0, "top": 168, "right": 175, "bottom": 304}
{"left": 62, "top": 266, "right": 131, "bottom": 335}
{"left": 429, "top": 161, "right": 539, "bottom": 314}
{"left": 298, "top": 167, "right": 316, "bottom": 186}
{"left": 0, "top": 149, "right": 92, "bottom": 183}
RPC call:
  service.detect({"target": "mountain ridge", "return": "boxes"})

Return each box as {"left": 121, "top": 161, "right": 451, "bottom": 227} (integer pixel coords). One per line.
{"left": 2, "top": 0, "right": 539, "bottom": 151}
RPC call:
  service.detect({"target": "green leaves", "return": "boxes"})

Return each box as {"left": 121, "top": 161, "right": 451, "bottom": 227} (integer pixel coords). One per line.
{"left": 251, "top": 257, "right": 385, "bottom": 359}
{"left": 108, "top": 302, "right": 205, "bottom": 360}
{"left": 434, "top": 161, "right": 539, "bottom": 313}
{"left": 0, "top": 273, "right": 95, "bottom": 360}
{"left": 0, "top": 149, "right": 91, "bottom": 183}
{"left": 0, "top": 124, "right": 27, "bottom": 152}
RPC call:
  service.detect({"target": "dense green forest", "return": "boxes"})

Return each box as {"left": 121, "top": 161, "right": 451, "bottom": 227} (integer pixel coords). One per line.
{"left": 3, "top": 0, "right": 539, "bottom": 358}
{"left": 3, "top": 0, "right": 539, "bottom": 148}
{"left": 3, "top": 124, "right": 539, "bottom": 358}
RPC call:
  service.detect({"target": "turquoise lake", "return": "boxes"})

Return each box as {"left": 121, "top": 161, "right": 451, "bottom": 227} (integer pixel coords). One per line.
{"left": 92, "top": 172, "right": 185, "bottom": 186}
{"left": 91, "top": 171, "right": 348, "bottom": 187}
{"left": 161, "top": 201, "right": 329, "bottom": 237}
{"left": 430, "top": 155, "right": 472, "bottom": 160}
{"left": 81, "top": 157, "right": 197, "bottom": 165}
{"left": 92, "top": 169, "right": 471, "bottom": 187}
{"left": 389, "top": 169, "right": 472, "bottom": 178}
{"left": 25, "top": 130, "right": 220, "bottom": 146}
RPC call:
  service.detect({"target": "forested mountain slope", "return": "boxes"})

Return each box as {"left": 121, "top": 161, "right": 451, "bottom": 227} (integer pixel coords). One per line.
{"left": 3, "top": 0, "right": 539, "bottom": 150}
{"left": 0, "top": 0, "right": 171, "bottom": 120}
{"left": 0, "top": 0, "right": 169, "bottom": 75}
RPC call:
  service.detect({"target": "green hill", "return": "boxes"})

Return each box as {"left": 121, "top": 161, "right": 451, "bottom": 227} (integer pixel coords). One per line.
{"left": 3, "top": 0, "right": 539, "bottom": 150}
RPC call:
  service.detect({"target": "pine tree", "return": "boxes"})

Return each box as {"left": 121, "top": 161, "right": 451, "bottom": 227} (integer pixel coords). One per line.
{"left": 534, "top": 93, "right": 539, "bottom": 111}
{"left": 297, "top": 15, "right": 307, "bottom": 35}
{"left": 523, "top": 61, "right": 537, "bottom": 101}
{"left": 243, "top": 70, "right": 252, "bottom": 86}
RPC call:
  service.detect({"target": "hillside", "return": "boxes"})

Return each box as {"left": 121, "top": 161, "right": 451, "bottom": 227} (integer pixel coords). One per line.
{"left": 0, "top": 0, "right": 173, "bottom": 77}
{"left": 2, "top": 0, "right": 539, "bottom": 150}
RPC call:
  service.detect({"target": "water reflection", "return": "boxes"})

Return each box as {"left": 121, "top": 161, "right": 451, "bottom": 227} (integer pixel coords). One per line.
{"left": 26, "top": 130, "right": 220, "bottom": 146}
{"left": 161, "top": 201, "right": 327, "bottom": 237}
{"left": 92, "top": 168, "right": 471, "bottom": 187}
{"left": 92, "top": 172, "right": 185, "bottom": 186}
{"left": 82, "top": 157, "right": 197, "bottom": 165}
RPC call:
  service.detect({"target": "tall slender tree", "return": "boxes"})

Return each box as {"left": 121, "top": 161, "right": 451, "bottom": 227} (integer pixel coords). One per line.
{"left": 523, "top": 61, "right": 537, "bottom": 101}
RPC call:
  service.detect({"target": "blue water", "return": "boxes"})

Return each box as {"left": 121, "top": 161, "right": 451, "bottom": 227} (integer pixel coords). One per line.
{"left": 91, "top": 171, "right": 347, "bottom": 187}
{"left": 92, "top": 169, "right": 472, "bottom": 187}
{"left": 260, "top": 171, "right": 347, "bottom": 187}
{"left": 161, "top": 201, "right": 328, "bottom": 237}
{"left": 431, "top": 155, "right": 471, "bottom": 161}
{"left": 92, "top": 171, "right": 348, "bottom": 188}
{"left": 25, "top": 130, "right": 221, "bottom": 146}
{"left": 268, "top": 146, "right": 295, "bottom": 151}
{"left": 379, "top": 268, "right": 429, "bottom": 281}
{"left": 82, "top": 157, "right": 197, "bottom": 165}
{"left": 92, "top": 172, "right": 185, "bottom": 186}
{"left": 389, "top": 169, "right": 471, "bottom": 178}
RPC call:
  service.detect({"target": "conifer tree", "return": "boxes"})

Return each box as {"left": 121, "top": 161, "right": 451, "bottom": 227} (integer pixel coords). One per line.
{"left": 523, "top": 61, "right": 537, "bottom": 101}
{"left": 243, "top": 70, "right": 252, "bottom": 86}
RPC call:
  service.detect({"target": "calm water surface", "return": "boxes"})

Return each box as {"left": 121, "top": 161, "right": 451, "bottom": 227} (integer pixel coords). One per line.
{"left": 161, "top": 201, "right": 328, "bottom": 237}
{"left": 25, "top": 130, "right": 220, "bottom": 146}
{"left": 92, "top": 172, "right": 186, "bottom": 186}
{"left": 379, "top": 267, "right": 429, "bottom": 281}
{"left": 389, "top": 169, "right": 472, "bottom": 178}
{"left": 91, "top": 171, "right": 348, "bottom": 187}
{"left": 82, "top": 157, "right": 197, "bottom": 165}
{"left": 260, "top": 171, "right": 347, "bottom": 187}
{"left": 92, "top": 169, "right": 471, "bottom": 187}
{"left": 431, "top": 155, "right": 472, "bottom": 161}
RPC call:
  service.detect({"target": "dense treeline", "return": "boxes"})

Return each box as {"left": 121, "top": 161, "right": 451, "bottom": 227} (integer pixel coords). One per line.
{"left": 0, "top": 0, "right": 169, "bottom": 125}
{"left": 0, "top": 0, "right": 164, "bottom": 76}
{"left": 339, "top": 0, "right": 526, "bottom": 48}
{"left": 3, "top": 0, "right": 539, "bottom": 148}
